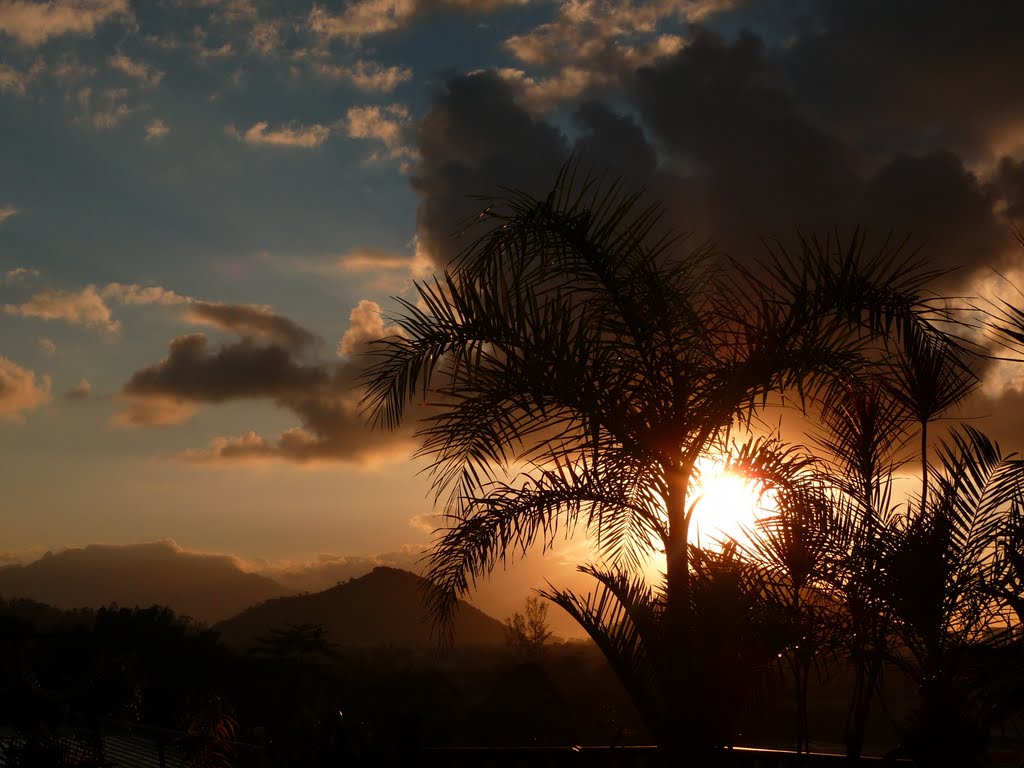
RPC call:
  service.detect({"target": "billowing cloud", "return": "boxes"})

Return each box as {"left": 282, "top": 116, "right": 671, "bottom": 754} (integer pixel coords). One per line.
{"left": 0, "top": 206, "right": 21, "bottom": 225}
{"left": 337, "top": 299, "right": 400, "bottom": 358}
{"left": 0, "top": 356, "right": 51, "bottom": 421}
{"left": 0, "top": 0, "right": 130, "bottom": 47}
{"left": 411, "top": 71, "right": 569, "bottom": 266}
{"left": 4, "top": 285, "right": 120, "bottom": 332}
{"left": 229, "top": 121, "right": 331, "bottom": 148}
{"left": 65, "top": 377, "right": 91, "bottom": 399}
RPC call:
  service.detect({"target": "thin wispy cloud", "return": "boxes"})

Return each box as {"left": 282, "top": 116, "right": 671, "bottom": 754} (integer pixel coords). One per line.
{"left": 228, "top": 121, "right": 331, "bottom": 148}
{"left": 108, "top": 52, "right": 163, "bottom": 87}
{"left": 0, "top": 206, "right": 21, "bottom": 225}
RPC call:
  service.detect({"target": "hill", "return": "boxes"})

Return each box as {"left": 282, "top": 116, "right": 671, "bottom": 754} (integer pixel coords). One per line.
{"left": 215, "top": 566, "right": 506, "bottom": 649}
{"left": 0, "top": 541, "right": 291, "bottom": 624}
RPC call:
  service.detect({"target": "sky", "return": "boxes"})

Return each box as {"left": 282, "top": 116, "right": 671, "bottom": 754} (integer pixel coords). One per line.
{"left": 2, "top": 0, "right": 1024, "bottom": 623}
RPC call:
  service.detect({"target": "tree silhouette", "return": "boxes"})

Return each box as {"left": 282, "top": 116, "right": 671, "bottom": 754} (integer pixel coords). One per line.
{"left": 361, "top": 168, "right": 966, "bottom": 756}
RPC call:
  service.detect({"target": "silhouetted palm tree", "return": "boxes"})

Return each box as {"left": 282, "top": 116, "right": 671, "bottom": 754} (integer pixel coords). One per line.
{"left": 361, "top": 168, "right": 963, "bottom": 756}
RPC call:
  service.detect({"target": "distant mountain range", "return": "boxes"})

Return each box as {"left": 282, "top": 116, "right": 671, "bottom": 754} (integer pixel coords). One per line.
{"left": 0, "top": 542, "right": 292, "bottom": 624}
{"left": 216, "top": 566, "right": 506, "bottom": 649}
{"left": 0, "top": 544, "right": 507, "bottom": 648}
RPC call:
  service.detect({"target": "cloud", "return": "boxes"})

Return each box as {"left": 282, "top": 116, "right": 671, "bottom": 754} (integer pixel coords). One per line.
{"left": 0, "top": 356, "right": 51, "bottom": 421}
{"left": 497, "top": 0, "right": 710, "bottom": 112}
{"left": 144, "top": 117, "right": 170, "bottom": 142}
{"left": 310, "top": 59, "right": 412, "bottom": 93}
{"left": 183, "top": 301, "right": 319, "bottom": 353}
{"left": 337, "top": 299, "right": 401, "bottom": 357}
{"left": 123, "top": 333, "right": 328, "bottom": 404}
{"left": 410, "top": 71, "right": 569, "bottom": 266}
{"left": 344, "top": 104, "right": 414, "bottom": 163}
{"left": 3, "top": 265, "right": 36, "bottom": 283}
{"left": 101, "top": 282, "right": 187, "bottom": 306}
{"left": 4, "top": 285, "right": 120, "bottom": 332}
{"left": 0, "top": 61, "right": 39, "bottom": 95}
{"left": 109, "top": 52, "right": 163, "bottom": 87}
{"left": 0, "top": 0, "right": 130, "bottom": 47}
{"left": 123, "top": 303, "right": 418, "bottom": 464}
{"left": 65, "top": 377, "right": 91, "bottom": 399}
{"left": 113, "top": 396, "right": 196, "bottom": 427}
{"left": 229, "top": 121, "right": 331, "bottom": 148}
{"left": 256, "top": 548, "right": 424, "bottom": 592}
{"left": 3, "top": 281, "right": 188, "bottom": 333}
{"left": 0, "top": 206, "right": 21, "bottom": 225}
{"left": 307, "top": 0, "right": 530, "bottom": 42}
{"left": 307, "top": 0, "right": 418, "bottom": 42}
{"left": 38, "top": 338, "right": 56, "bottom": 355}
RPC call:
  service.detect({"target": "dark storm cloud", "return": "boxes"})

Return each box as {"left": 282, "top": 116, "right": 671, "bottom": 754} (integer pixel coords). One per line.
{"left": 859, "top": 151, "right": 1008, "bottom": 277}
{"left": 994, "top": 158, "right": 1024, "bottom": 223}
{"left": 629, "top": 28, "right": 859, "bottom": 248}
{"left": 410, "top": 71, "right": 570, "bottom": 267}
{"left": 780, "top": 0, "right": 1024, "bottom": 159}
{"left": 123, "top": 333, "right": 328, "bottom": 403}
{"left": 410, "top": 14, "right": 1024, "bottom": 287}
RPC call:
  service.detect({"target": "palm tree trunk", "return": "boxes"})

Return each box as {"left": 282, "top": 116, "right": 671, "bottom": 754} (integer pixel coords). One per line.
{"left": 664, "top": 465, "right": 696, "bottom": 759}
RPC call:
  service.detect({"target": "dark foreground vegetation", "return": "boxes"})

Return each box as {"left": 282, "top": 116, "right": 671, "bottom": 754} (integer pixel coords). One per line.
{"left": 4, "top": 597, "right": 1016, "bottom": 767}
{"left": 361, "top": 170, "right": 1024, "bottom": 766}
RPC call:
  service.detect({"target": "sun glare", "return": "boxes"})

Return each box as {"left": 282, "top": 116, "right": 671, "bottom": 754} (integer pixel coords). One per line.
{"left": 689, "top": 459, "right": 775, "bottom": 547}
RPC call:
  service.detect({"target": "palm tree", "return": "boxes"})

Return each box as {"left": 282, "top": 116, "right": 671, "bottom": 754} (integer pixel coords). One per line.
{"left": 361, "top": 168, "right": 959, "bottom": 755}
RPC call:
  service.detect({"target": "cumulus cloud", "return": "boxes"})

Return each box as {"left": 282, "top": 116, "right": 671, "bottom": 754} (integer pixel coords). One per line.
{"left": 108, "top": 52, "right": 163, "bottom": 87}
{"left": 229, "top": 121, "right": 331, "bottom": 148}
{"left": 337, "top": 299, "right": 401, "bottom": 358}
{"left": 65, "top": 377, "right": 91, "bottom": 399}
{"left": 38, "top": 338, "right": 56, "bottom": 355}
{"left": 0, "top": 206, "right": 21, "bottom": 225}
{"left": 0, "top": 0, "right": 130, "bottom": 47}
{"left": 0, "top": 356, "right": 51, "bottom": 421}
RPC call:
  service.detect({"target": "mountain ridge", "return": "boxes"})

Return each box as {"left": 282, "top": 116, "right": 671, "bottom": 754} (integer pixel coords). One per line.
{"left": 215, "top": 565, "right": 506, "bottom": 649}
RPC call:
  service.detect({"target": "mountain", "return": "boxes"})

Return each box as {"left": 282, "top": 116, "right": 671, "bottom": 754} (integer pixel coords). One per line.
{"left": 215, "top": 566, "right": 506, "bottom": 649}
{"left": 0, "top": 542, "right": 292, "bottom": 624}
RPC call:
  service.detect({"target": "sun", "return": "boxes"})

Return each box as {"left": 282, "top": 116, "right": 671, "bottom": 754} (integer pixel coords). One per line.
{"left": 689, "top": 458, "right": 775, "bottom": 547}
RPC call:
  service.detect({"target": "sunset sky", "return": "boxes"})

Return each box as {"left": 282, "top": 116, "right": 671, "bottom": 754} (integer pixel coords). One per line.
{"left": 2, "top": 0, "right": 1024, "bottom": 619}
